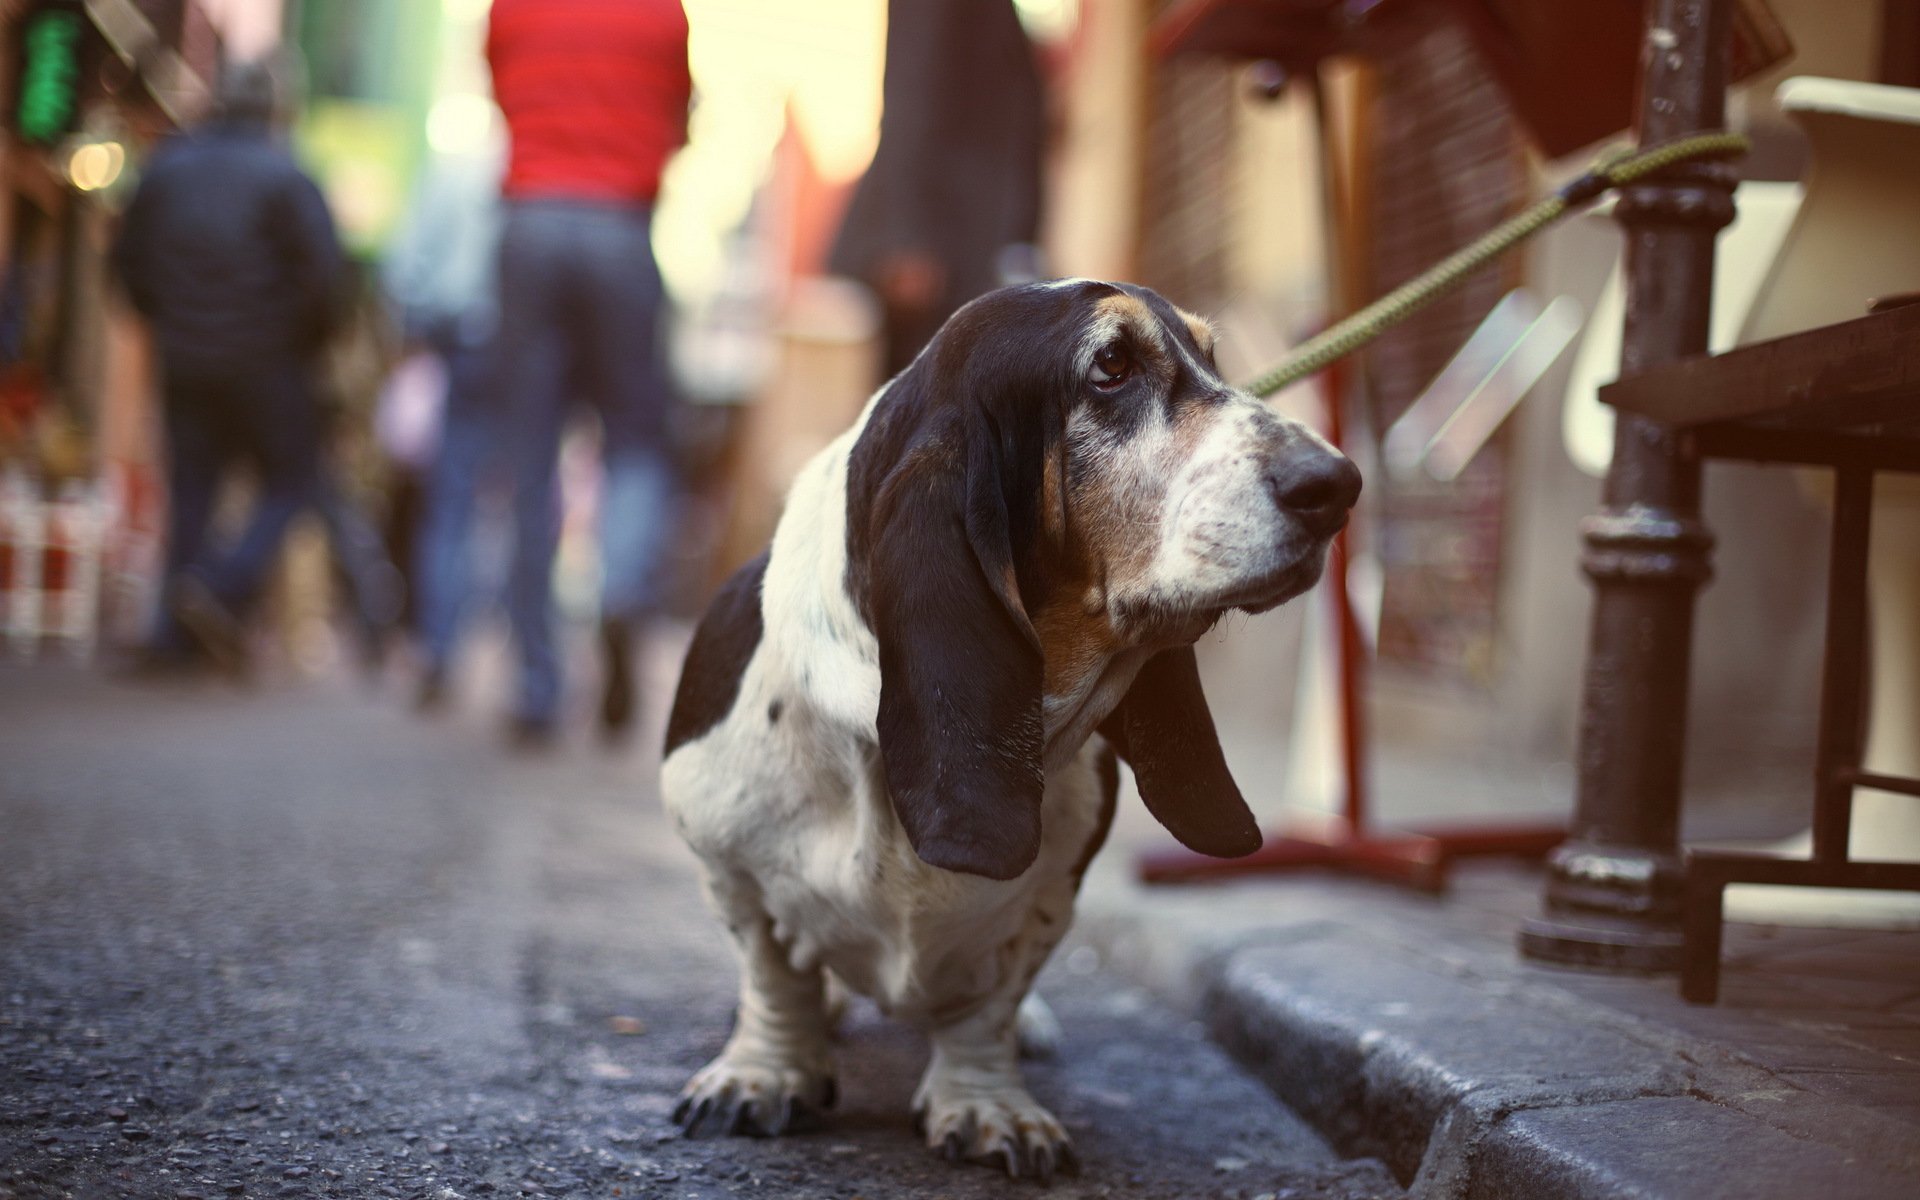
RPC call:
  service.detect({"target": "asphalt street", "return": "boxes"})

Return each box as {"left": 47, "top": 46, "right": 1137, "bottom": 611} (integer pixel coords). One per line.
{"left": 0, "top": 665, "right": 1399, "bottom": 1200}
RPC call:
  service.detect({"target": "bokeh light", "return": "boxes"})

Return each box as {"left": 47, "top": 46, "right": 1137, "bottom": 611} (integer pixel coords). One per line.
{"left": 67, "top": 140, "right": 126, "bottom": 191}
{"left": 654, "top": 0, "right": 887, "bottom": 303}
{"left": 426, "top": 91, "right": 496, "bottom": 157}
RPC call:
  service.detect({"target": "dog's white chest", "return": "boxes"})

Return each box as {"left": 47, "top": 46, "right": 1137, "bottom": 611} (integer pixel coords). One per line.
{"left": 663, "top": 693, "right": 1106, "bottom": 1025}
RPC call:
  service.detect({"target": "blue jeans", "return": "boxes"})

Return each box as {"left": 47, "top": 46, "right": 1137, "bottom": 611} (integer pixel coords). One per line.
{"left": 413, "top": 340, "right": 501, "bottom": 673}
{"left": 155, "top": 359, "right": 320, "bottom": 649}
{"left": 313, "top": 462, "right": 398, "bottom": 641}
{"left": 493, "top": 200, "right": 676, "bottom": 722}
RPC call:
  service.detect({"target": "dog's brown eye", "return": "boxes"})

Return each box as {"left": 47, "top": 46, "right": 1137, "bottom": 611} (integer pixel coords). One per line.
{"left": 1091, "top": 344, "right": 1131, "bottom": 388}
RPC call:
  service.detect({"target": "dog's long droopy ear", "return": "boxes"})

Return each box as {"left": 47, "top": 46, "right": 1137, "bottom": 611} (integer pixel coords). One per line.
{"left": 1099, "top": 646, "right": 1261, "bottom": 858}
{"left": 868, "top": 426, "right": 1046, "bottom": 882}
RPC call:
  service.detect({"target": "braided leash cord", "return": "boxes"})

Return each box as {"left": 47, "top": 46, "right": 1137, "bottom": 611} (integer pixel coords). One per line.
{"left": 1240, "top": 131, "right": 1751, "bottom": 399}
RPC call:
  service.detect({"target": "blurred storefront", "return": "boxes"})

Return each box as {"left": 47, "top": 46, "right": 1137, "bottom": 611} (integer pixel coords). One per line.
{"left": 0, "top": 0, "right": 238, "bottom": 651}
{"left": 2, "top": 0, "right": 225, "bottom": 479}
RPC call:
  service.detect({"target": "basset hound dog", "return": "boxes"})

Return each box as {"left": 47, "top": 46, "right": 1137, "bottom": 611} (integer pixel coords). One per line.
{"left": 661, "top": 279, "right": 1360, "bottom": 1179}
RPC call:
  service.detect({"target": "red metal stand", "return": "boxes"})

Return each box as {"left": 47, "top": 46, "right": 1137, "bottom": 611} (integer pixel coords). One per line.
{"left": 1138, "top": 362, "right": 1565, "bottom": 893}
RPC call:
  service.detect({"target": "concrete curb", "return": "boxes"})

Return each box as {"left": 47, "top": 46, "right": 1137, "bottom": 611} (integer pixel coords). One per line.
{"left": 1075, "top": 884, "right": 1919, "bottom": 1200}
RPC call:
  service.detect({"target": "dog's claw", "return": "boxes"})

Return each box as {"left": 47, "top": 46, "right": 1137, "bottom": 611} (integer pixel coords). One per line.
{"left": 917, "top": 1086, "right": 1072, "bottom": 1180}
{"left": 995, "top": 1139, "right": 1022, "bottom": 1178}
{"left": 674, "top": 1056, "right": 835, "bottom": 1139}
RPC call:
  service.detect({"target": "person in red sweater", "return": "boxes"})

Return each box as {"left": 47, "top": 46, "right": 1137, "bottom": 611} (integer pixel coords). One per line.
{"left": 485, "top": 0, "right": 691, "bottom": 745}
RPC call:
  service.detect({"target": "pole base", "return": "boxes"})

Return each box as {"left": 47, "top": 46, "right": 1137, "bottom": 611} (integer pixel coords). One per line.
{"left": 1518, "top": 911, "right": 1684, "bottom": 973}
{"left": 1139, "top": 819, "right": 1564, "bottom": 894}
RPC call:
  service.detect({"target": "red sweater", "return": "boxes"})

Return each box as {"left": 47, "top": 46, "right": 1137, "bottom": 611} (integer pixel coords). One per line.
{"left": 487, "top": 0, "right": 691, "bottom": 205}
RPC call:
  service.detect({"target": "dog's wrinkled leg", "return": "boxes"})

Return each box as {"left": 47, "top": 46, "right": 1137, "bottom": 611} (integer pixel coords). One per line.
{"left": 674, "top": 888, "right": 836, "bottom": 1138}
{"left": 913, "top": 996, "right": 1074, "bottom": 1181}
{"left": 913, "top": 899, "right": 1077, "bottom": 1180}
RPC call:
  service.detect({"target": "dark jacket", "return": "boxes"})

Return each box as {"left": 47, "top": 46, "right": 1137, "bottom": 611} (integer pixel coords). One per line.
{"left": 114, "top": 121, "right": 345, "bottom": 376}
{"left": 827, "top": 0, "right": 1045, "bottom": 311}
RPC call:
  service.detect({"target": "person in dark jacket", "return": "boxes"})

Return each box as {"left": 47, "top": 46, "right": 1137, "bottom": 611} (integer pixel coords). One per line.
{"left": 828, "top": 0, "right": 1046, "bottom": 376}
{"left": 114, "top": 59, "right": 346, "bottom": 670}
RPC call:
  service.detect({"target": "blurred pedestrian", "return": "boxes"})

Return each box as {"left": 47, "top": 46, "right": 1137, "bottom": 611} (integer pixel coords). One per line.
{"left": 486, "top": 0, "right": 691, "bottom": 745}
{"left": 313, "top": 403, "right": 406, "bottom": 674}
{"left": 829, "top": 0, "right": 1046, "bottom": 376}
{"left": 114, "top": 58, "right": 346, "bottom": 673}
{"left": 380, "top": 140, "right": 506, "bottom": 711}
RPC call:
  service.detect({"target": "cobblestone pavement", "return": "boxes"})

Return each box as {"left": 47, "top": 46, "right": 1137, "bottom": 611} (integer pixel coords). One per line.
{"left": 0, "top": 665, "right": 1399, "bottom": 1200}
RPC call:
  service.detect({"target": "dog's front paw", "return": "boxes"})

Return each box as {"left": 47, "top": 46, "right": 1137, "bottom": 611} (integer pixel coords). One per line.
{"left": 672, "top": 1054, "right": 837, "bottom": 1137}
{"left": 912, "top": 1082, "right": 1075, "bottom": 1181}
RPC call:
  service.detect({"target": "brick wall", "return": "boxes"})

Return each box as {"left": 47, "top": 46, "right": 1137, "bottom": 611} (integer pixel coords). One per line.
{"left": 1363, "top": 8, "right": 1525, "bottom": 683}
{"left": 1136, "top": 49, "right": 1236, "bottom": 314}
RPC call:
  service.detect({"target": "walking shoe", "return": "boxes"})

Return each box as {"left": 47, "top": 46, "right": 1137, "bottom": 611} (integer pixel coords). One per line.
{"left": 414, "top": 665, "right": 450, "bottom": 714}
{"left": 354, "top": 561, "right": 406, "bottom": 678}
{"left": 169, "top": 577, "right": 250, "bottom": 679}
{"left": 504, "top": 713, "right": 559, "bottom": 753}
{"left": 114, "top": 645, "right": 211, "bottom": 683}
{"left": 599, "top": 617, "right": 638, "bottom": 738}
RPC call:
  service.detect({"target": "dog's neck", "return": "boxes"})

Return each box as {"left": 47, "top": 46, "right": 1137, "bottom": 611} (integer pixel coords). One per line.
{"left": 1029, "top": 588, "right": 1155, "bottom": 769}
{"left": 1040, "top": 649, "right": 1150, "bottom": 770}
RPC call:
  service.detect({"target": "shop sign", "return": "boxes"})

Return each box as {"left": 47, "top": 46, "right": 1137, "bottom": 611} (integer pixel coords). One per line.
{"left": 12, "top": 0, "right": 88, "bottom": 146}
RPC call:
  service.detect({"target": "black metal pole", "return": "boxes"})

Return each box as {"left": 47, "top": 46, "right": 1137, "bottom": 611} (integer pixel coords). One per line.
{"left": 1519, "top": 0, "right": 1736, "bottom": 971}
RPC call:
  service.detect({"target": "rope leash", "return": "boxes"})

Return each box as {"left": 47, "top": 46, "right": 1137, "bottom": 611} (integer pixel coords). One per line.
{"left": 1240, "top": 131, "right": 1751, "bottom": 399}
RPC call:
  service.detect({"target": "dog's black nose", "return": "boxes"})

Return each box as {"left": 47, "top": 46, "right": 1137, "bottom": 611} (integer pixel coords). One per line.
{"left": 1270, "top": 449, "right": 1362, "bottom": 534}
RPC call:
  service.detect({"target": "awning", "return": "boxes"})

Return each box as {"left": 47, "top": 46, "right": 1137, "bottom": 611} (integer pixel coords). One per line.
{"left": 1152, "top": 0, "right": 1794, "bottom": 158}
